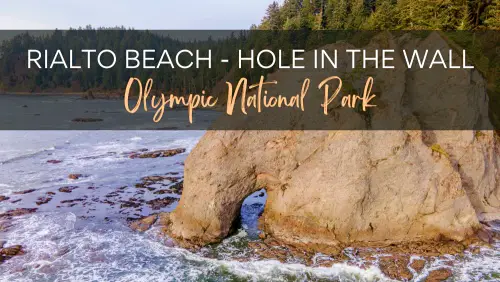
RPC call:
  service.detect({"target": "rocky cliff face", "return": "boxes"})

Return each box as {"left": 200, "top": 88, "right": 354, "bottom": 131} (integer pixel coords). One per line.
{"left": 162, "top": 32, "right": 500, "bottom": 253}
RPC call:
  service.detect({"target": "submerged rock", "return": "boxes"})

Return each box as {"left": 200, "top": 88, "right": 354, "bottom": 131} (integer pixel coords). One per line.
{"left": 409, "top": 259, "right": 426, "bottom": 273}
{"left": 0, "top": 245, "right": 24, "bottom": 256}
{"left": 0, "top": 244, "right": 25, "bottom": 264}
{"left": 135, "top": 174, "right": 183, "bottom": 195}
{"left": 68, "top": 174, "right": 83, "bottom": 180}
{"left": 129, "top": 148, "right": 186, "bottom": 159}
{"left": 153, "top": 189, "right": 169, "bottom": 195}
{"left": 0, "top": 208, "right": 37, "bottom": 219}
{"left": 129, "top": 214, "right": 158, "bottom": 232}
{"left": 0, "top": 196, "right": 10, "bottom": 202}
{"left": 36, "top": 196, "right": 52, "bottom": 205}
{"left": 425, "top": 268, "right": 452, "bottom": 282}
{"left": 120, "top": 199, "right": 142, "bottom": 209}
{"left": 169, "top": 182, "right": 183, "bottom": 193}
{"left": 146, "top": 197, "right": 177, "bottom": 210}
{"left": 379, "top": 255, "right": 412, "bottom": 281}
{"left": 13, "top": 189, "right": 36, "bottom": 195}
{"left": 0, "top": 222, "right": 12, "bottom": 232}
{"left": 60, "top": 198, "right": 85, "bottom": 204}
{"left": 58, "top": 186, "right": 78, "bottom": 193}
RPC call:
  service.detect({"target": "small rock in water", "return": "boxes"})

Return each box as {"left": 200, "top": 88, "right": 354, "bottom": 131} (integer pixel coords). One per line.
{"left": 0, "top": 244, "right": 25, "bottom": 264}
{"left": 120, "top": 198, "right": 143, "bottom": 209}
{"left": 46, "top": 160, "right": 63, "bottom": 164}
{"left": 425, "top": 268, "right": 452, "bottom": 282}
{"left": 142, "top": 176, "right": 166, "bottom": 182}
{"left": 36, "top": 196, "right": 52, "bottom": 205}
{"left": 13, "top": 189, "right": 36, "bottom": 195}
{"left": 0, "top": 245, "right": 24, "bottom": 256}
{"left": 58, "top": 186, "right": 78, "bottom": 193}
{"left": 0, "top": 208, "right": 37, "bottom": 219}
{"left": 55, "top": 247, "right": 71, "bottom": 257}
{"left": 135, "top": 175, "right": 183, "bottom": 194}
{"left": 129, "top": 148, "right": 186, "bottom": 159}
{"left": 409, "top": 259, "right": 426, "bottom": 273}
{"left": 0, "top": 222, "right": 12, "bottom": 232}
{"left": 60, "top": 198, "right": 85, "bottom": 204}
{"left": 153, "top": 190, "right": 169, "bottom": 195}
{"left": 378, "top": 255, "right": 413, "bottom": 281}
{"left": 146, "top": 197, "right": 177, "bottom": 210}
{"left": 0, "top": 196, "right": 10, "bottom": 202}
{"left": 129, "top": 214, "right": 158, "bottom": 232}
{"left": 105, "top": 192, "right": 120, "bottom": 198}
{"left": 169, "top": 182, "right": 184, "bottom": 194}
{"left": 470, "top": 246, "right": 481, "bottom": 254}
{"left": 135, "top": 183, "right": 149, "bottom": 189}
{"left": 68, "top": 174, "right": 83, "bottom": 180}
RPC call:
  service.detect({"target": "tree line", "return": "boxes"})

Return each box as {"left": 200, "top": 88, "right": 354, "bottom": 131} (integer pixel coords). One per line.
{"left": 0, "top": 1, "right": 498, "bottom": 95}
{"left": 258, "top": 0, "right": 499, "bottom": 30}
{"left": 0, "top": 28, "right": 245, "bottom": 94}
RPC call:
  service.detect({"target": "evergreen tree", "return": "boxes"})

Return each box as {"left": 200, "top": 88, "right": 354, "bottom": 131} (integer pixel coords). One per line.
{"left": 347, "top": 0, "right": 367, "bottom": 29}
{"left": 262, "top": 1, "right": 283, "bottom": 30}
{"left": 300, "top": 0, "right": 317, "bottom": 29}
{"left": 366, "top": 0, "right": 397, "bottom": 29}
{"left": 484, "top": 0, "right": 500, "bottom": 28}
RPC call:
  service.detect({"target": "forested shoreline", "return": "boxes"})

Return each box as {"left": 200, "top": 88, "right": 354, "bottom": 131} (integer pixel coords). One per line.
{"left": 0, "top": 0, "right": 498, "bottom": 95}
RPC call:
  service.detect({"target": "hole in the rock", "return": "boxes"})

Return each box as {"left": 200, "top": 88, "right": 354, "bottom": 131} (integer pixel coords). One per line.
{"left": 239, "top": 188, "right": 267, "bottom": 239}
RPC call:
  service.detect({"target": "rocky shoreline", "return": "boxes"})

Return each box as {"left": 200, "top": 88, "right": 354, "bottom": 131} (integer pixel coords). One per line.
{"left": 127, "top": 210, "right": 499, "bottom": 281}
{"left": 0, "top": 147, "right": 186, "bottom": 259}
{"left": 157, "top": 33, "right": 500, "bottom": 273}
{"left": 1, "top": 136, "right": 499, "bottom": 281}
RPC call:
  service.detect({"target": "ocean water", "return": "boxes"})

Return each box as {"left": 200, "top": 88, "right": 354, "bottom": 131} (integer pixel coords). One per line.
{"left": 0, "top": 131, "right": 498, "bottom": 282}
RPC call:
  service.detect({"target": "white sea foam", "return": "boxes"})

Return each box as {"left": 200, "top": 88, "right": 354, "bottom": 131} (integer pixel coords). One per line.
{"left": 0, "top": 213, "right": 393, "bottom": 282}
{"left": 0, "top": 131, "right": 498, "bottom": 282}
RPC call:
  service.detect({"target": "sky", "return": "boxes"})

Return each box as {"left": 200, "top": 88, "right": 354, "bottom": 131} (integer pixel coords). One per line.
{"left": 0, "top": 0, "right": 280, "bottom": 29}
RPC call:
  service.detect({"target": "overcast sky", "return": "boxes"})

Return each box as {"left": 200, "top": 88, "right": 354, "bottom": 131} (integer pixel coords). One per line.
{"left": 0, "top": 0, "right": 280, "bottom": 29}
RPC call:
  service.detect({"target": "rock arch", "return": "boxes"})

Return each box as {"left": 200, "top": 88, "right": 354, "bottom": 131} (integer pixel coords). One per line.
{"left": 164, "top": 130, "right": 498, "bottom": 253}
{"left": 163, "top": 32, "right": 500, "bottom": 252}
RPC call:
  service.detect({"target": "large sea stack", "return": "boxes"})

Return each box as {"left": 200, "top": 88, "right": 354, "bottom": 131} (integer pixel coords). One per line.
{"left": 162, "top": 32, "right": 500, "bottom": 253}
